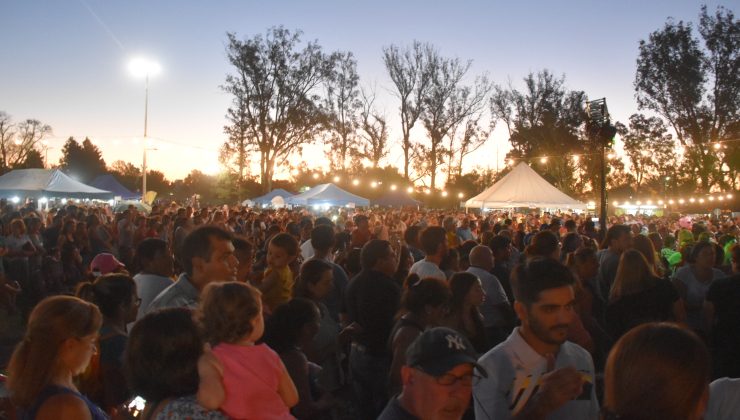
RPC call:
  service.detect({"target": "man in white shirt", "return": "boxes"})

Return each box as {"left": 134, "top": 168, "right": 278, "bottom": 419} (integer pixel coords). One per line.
{"left": 474, "top": 257, "right": 599, "bottom": 420}
{"left": 409, "top": 226, "right": 447, "bottom": 281}
{"left": 133, "top": 238, "right": 174, "bottom": 321}
{"left": 467, "top": 245, "right": 513, "bottom": 346}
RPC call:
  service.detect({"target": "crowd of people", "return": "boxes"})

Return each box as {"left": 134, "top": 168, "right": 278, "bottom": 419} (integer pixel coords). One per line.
{"left": 0, "top": 198, "right": 739, "bottom": 419}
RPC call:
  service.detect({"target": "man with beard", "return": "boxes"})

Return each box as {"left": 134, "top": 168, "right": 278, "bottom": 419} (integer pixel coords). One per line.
{"left": 473, "top": 257, "right": 599, "bottom": 420}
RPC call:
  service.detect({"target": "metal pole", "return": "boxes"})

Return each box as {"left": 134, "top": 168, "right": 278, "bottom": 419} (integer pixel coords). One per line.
{"left": 142, "top": 74, "right": 148, "bottom": 202}
{"left": 600, "top": 143, "right": 607, "bottom": 231}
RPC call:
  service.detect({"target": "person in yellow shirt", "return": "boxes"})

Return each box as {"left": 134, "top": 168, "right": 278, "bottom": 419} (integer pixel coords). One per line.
{"left": 260, "top": 233, "right": 299, "bottom": 313}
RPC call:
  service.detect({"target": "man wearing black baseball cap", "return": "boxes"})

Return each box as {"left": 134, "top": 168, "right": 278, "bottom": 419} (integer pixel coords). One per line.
{"left": 378, "top": 327, "right": 488, "bottom": 420}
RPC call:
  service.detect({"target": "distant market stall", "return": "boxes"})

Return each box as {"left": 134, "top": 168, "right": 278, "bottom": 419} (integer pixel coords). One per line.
{"left": 90, "top": 174, "right": 139, "bottom": 200}
{"left": 247, "top": 188, "right": 295, "bottom": 208}
{"left": 465, "top": 162, "right": 587, "bottom": 210}
{"left": 0, "top": 169, "right": 113, "bottom": 200}
{"left": 286, "top": 183, "right": 370, "bottom": 207}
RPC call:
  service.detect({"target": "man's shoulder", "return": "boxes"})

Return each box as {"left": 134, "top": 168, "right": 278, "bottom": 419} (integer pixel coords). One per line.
{"left": 560, "top": 340, "right": 595, "bottom": 367}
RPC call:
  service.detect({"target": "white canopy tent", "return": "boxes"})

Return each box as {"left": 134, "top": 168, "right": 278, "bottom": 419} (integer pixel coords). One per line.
{"left": 465, "top": 162, "right": 587, "bottom": 210}
{"left": 286, "top": 183, "right": 370, "bottom": 207}
{"left": 0, "top": 169, "right": 113, "bottom": 199}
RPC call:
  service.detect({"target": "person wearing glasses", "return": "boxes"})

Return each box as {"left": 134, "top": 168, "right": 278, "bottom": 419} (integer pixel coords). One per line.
{"left": 473, "top": 257, "right": 599, "bottom": 420}
{"left": 378, "top": 327, "right": 488, "bottom": 420}
{"left": 76, "top": 273, "right": 141, "bottom": 414}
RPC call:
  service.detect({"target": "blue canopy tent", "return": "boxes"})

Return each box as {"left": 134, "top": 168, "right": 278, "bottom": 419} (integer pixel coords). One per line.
{"left": 287, "top": 183, "right": 370, "bottom": 207}
{"left": 248, "top": 188, "right": 295, "bottom": 207}
{"left": 90, "top": 174, "right": 139, "bottom": 200}
{"left": 0, "top": 169, "right": 112, "bottom": 199}
{"left": 373, "top": 190, "right": 422, "bottom": 207}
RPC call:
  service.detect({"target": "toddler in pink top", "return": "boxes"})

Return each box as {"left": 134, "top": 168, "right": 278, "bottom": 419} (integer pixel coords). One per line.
{"left": 196, "top": 282, "right": 298, "bottom": 419}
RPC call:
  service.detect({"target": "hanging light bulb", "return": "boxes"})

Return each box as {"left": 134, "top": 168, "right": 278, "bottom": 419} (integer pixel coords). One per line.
{"left": 352, "top": 179, "right": 360, "bottom": 186}
{"left": 540, "top": 157, "right": 548, "bottom": 164}
{"left": 407, "top": 187, "right": 414, "bottom": 194}
{"left": 390, "top": 184, "right": 397, "bottom": 191}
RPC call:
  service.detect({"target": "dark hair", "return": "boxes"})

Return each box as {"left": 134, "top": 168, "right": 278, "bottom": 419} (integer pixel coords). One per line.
{"left": 181, "top": 226, "right": 232, "bottom": 276}
{"left": 269, "top": 232, "right": 299, "bottom": 256}
{"left": 232, "top": 237, "right": 253, "bottom": 254}
{"left": 488, "top": 235, "right": 510, "bottom": 252}
{"left": 345, "top": 248, "right": 362, "bottom": 275}
{"left": 420, "top": 226, "right": 446, "bottom": 255}
{"left": 404, "top": 225, "right": 422, "bottom": 246}
{"left": 525, "top": 230, "right": 559, "bottom": 259}
{"left": 198, "top": 282, "right": 261, "bottom": 344}
{"left": 448, "top": 272, "right": 480, "bottom": 313}
{"left": 439, "top": 248, "right": 459, "bottom": 272}
{"left": 295, "top": 259, "right": 333, "bottom": 298}
{"left": 76, "top": 273, "right": 136, "bottom": 319}
{"left": 688, "top": 240, "right": 714, "bottom": 264}
{"left": 263, "top": 298, "right": 319, "bottom": 353}
{"left": 360, "top": 239, "right": 391, "bottom": 270}
{"left": 604, "top": 323, "right": 709, "bottom": 420}
{"left": 311, "top": 225, "right": 335, "bottom": 252}
{"left": 136, "top": 238, "right": 168, "bottom": 264}
{"left": 512, "top": 257, "right": 576, "bottom": 306}
{"left": 565, "top": 247, "right": 597, "bottom": 269}
{"left": 400, "top": 275, "right": 450, "bottom": 317}
{"left": 125, "top": 308, "right": 203, "bottom": 402}
{"left": 601, "top": 224, "right": 631, "bottom": 250}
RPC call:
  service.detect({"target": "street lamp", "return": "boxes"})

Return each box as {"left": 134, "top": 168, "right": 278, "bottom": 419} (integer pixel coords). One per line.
{"left": 129, "top": 57, "right": 161, "bottom": 202}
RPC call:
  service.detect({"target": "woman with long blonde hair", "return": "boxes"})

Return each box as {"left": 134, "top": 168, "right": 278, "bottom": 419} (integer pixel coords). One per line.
{"left": 605, "top": 250, "right": 684, "bottom": 340}
{"left": 7, "top": 295, "right": 107, "bottom": 420}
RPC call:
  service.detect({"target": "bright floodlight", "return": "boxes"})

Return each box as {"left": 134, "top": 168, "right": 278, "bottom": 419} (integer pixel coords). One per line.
{"left": 390, "top": 184, "right": 397, "bottom": 191}
{"left": 407, "top": 187, "right": 414, "bottom": 193}
{"left": 129, "top": 57, "right": 161, "bottom": 78}
{"left": 370, "top": 181, "right": 378, "bottom": 188}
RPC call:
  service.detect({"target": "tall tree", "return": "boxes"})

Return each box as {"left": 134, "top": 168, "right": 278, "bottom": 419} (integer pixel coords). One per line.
{"left": 420, "top": 53, "right": 490, "bottom": 190}
{"left": 383, "top": 41, "right": 434, "bottom": 180}
{"left": 324, "top": 51, "right": 362, "bottom": 172}
{"left": 59, "top": 137, "right": 107, "bottom": 183}
{"left": 634, "top": 5, "right": 739, "bottom": 190}
{"left": 222, "top": 27, "right": 334, "bottom": 193}
{"left": 109, "top": 160, "right": 141, "bottom": 192}
{"left": 446, "top": 100, "right": 493, "bottom": 181}
{"left": 358, "top": 86, "right": 389, "bottom": 168}
{"left": 490, "top": 71, "right": 587, "bottom": 194}
{"left": 616, "top": 114, "right": 676, "bottom": 193}
{"left": 0, "top": 112, "right": 52, "bottom": 173}
{"left": 14, "top": 149, "right": 45, "bottom": 169}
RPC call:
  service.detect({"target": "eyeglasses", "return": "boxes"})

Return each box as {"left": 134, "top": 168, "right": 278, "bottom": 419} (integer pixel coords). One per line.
{"left": 436, "top": 372, "right": 482, "bottom": 387}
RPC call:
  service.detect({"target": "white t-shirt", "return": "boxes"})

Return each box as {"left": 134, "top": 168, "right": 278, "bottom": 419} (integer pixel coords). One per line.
{"left": 409, "top": 259, "right": 446, "bottom": 281}
{"left": 300, "top": 239, "right": 315, "bottom": 260}
{"left": 474, "top": 328, "right": 600, "bottom": 420}
{"left": 706, "top": 377, "right": 740, "bottom": 420}
{"left": 133, "top": 272, "right": 174, "bottom": 320}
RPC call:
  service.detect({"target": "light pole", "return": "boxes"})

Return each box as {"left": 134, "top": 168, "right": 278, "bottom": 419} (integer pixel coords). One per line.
{"left": 129, "top": 58, "right": 161, "bottom": 202}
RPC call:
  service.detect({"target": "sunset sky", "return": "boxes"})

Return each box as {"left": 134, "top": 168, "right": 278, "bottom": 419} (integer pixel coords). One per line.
{"left": 2, "top": 0, "right": 733, "bottom": 182}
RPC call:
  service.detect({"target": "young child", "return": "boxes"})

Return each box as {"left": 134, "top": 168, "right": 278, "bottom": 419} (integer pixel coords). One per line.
{"left": 197, "top": 282, "right": 298, "bottom": 419}
{"left": 260, "top": 233, "right": 299, "bottom": 313}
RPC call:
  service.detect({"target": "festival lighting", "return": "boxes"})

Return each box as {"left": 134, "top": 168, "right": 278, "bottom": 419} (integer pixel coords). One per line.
{"left": 658, "top": 200, "right": 664, "bottom": 205}
{"left": 290, "top": 168, "right": 299, "bottom": 176}
{"left": 11, "top": 196, "right": 20, "bottom": 204}
{"left": 689, "top": 198, "right": 696, "bottom": 203}
{"left": 352, "top": 179, "right": 359, "bottom": 186}
{"left": 572, "top": 155, "right": 580, "bottom": 162}
{"left": 407, "top": 187, "right": 414, "bottom": 193}
{"left": 636, "top": 201, "right": 642, "bottom": 206}
{"left": 441, "top": 191, "right": 448, "bottom": 197}
{"left": 312, "top": 173, "right": 319, "bottom": 179}
{"left": 668, "top": 200, "right": 674, "bottom": 204}
{"left": 129, "top": 57, "right": 160, "bottom": 202}
{"left": 714, "top": 143, "right": 722, "bottom": 150}
{"left": 612, "top": 201, "right": 619, "bottom": 206}
{"left": 607, "top": 152, "right": 616, "bottom": 159}
{"left": 719, "top": 196, "right": 725, "bottom": 201}
{"left": 508, "top": 159, "right": 515, "bottom": 166}
{"left": 390, "top": 184, "right": 397, "bottom": 191}
{"left": 333, "top": 176, "right": 340, "bottom": 183}
{"left": 540, "top": 157, "right": 548, "bottom": 164}
{"left": 646, "top": 200, "right": 653, "bottom": 205}
{"left": 624, "top": 201, "right": 631, "bottom": 207}
{"left": 458, "top": 192, "right": 464, "bottom": 199}
{"left": 679, "top": 199, "right": 685, "bottom": 204}
{"left": 425, "top": 189, "right": 431, "bottom": 195}
{"left": 370, "top": 181, "right": 378, "bottom": 188}
{"left": 39, "top": 197, "right": 48, "bottom": 204}
{"left": 728, "top": 194, "right": 734, "bottom": 199}
{"left": 709, "top": 196, "right": 715, "bottom": 201}
{"left": 699, "top": 198, "right": 705, "bottom": 203}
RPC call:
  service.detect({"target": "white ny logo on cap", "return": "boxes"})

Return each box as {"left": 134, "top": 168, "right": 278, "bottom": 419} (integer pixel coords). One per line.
{"left": 445, "top": 334, "right": 466, "bottom": 350}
